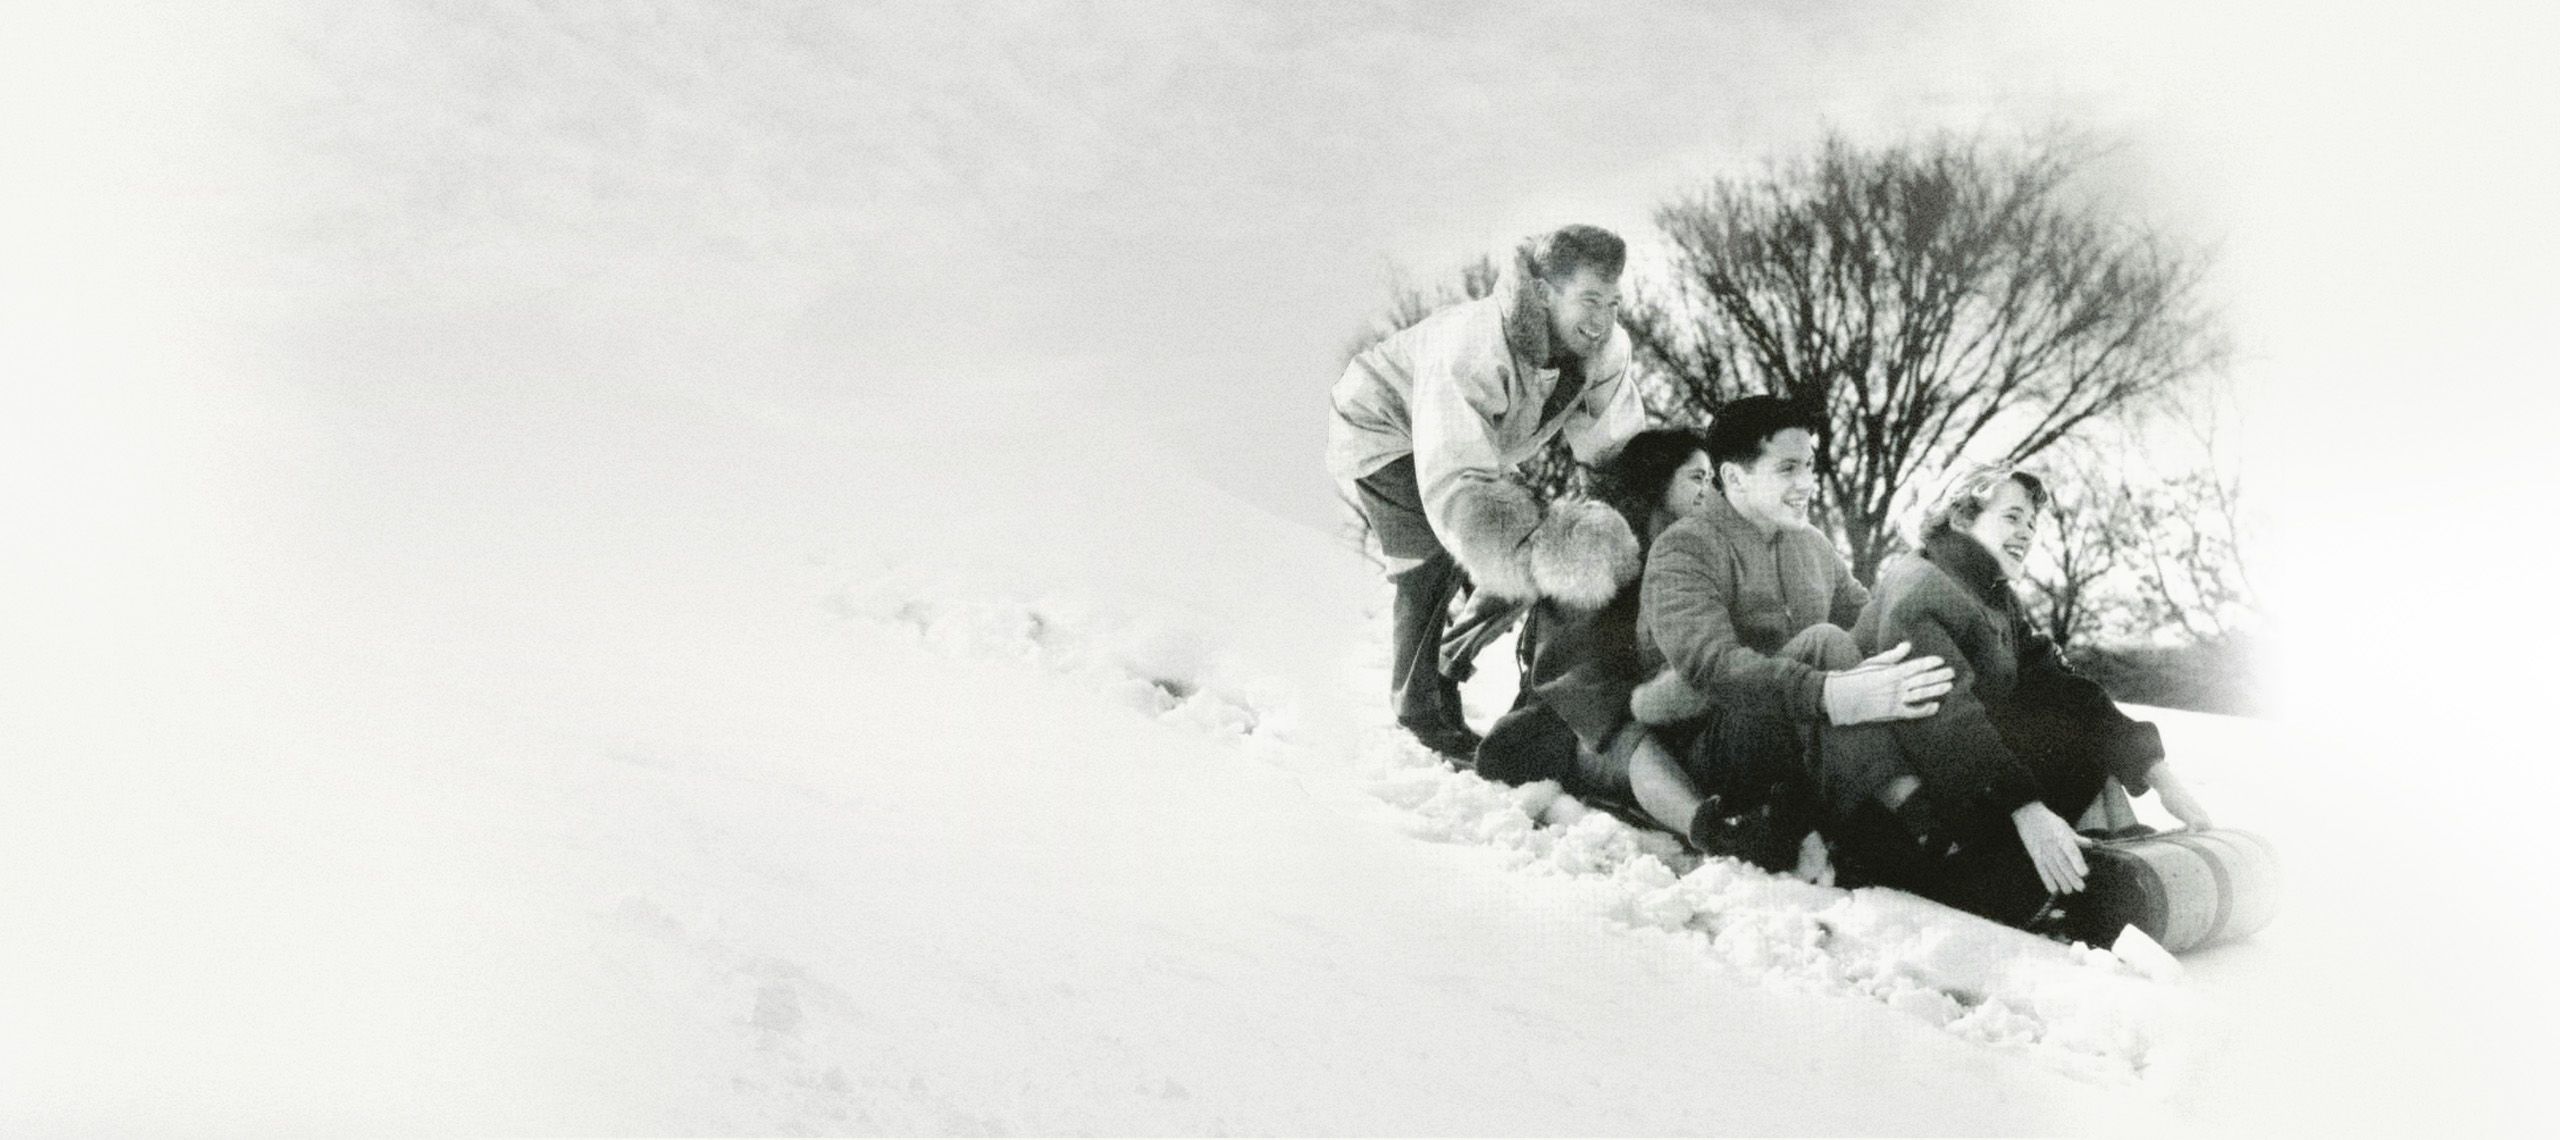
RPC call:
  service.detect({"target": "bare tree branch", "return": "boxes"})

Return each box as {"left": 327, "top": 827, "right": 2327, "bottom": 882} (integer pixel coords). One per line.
{"left": 1641, "top": 130, "right": 2229, "bottom": 579}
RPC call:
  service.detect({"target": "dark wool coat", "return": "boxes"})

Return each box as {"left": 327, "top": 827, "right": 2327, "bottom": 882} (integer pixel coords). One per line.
{"left": 1518, "top": 521, "right": 1655, "bottom": 752}
{"left": 1638, "top": 490, "right": 1868, "bottom": 722}
{"left": 1823, "top": 528, "right": 2164, "bottom": 821}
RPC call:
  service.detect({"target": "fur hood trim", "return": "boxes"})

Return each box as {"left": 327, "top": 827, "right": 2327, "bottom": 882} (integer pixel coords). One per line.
{"left": 1528, "top": 497, "right": 1641, "bottom": 610}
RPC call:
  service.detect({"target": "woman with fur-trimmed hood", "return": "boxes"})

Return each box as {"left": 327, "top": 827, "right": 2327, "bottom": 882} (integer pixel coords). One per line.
{"left": 1819, "top": 465, "right": 2216, "bottom": 931}
{"left": 1327, "top": 225, "right": 1647, "bottom": 759}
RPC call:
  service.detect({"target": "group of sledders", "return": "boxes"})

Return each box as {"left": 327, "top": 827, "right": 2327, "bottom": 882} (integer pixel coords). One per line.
{"left": 1328, "top": 224, "right": 2228, "bottom": 946}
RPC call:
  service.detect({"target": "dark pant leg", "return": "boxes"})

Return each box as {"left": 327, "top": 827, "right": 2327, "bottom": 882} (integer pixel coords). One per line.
{"left": 1848, "top": 744, "right": 2082, "bottom": 928}
{"left": 1832, "top": 801, "right": 2054, "bottom": 927}
{"left": 1932, "top": 820, "right": 2061, "bottom": 928}
{"left": 1678, "top": 694, "right": 1825, "bottom": 872}
{"left": 1439, "top": 590, "right": 1529, "bottom": 682}
{"left": 1682, "top": 623, "right": 1858, "bottom": 802}
{"left": 1355, "top": 457, "right": 1467, "bottom": 731}
{"left": 1388, "top": 554, "right": 1467, "bottom": 729}
{"left": 1908, "top": 753, "right": 2108, "bottom": 930}
{"left": 2024, "top": 749, "right": 2109, "bottom": 832}
{"left": 1680, "top": 706, "right": 1799, "bottom": 803}
{"left": 1828, "top": 800, "right": 1936, "bottom": 892}
{"left": 1667, "top": 707, "right": 1810, "bottom": 869}
{"left": 1781, "top": 623, "right": 1862, "bottom": 671}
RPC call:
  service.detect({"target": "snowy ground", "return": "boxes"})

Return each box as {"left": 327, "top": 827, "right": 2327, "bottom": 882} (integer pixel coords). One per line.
{"left": 9, "top": 3, "right": 2560, "bottom": 1135}
{"left": 6, "top": 338, "right": 2550, "bottom": 1133}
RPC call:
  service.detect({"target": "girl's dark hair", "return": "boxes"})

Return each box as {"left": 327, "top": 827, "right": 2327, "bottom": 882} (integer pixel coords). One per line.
{"left": 1596, "top": 427, "right": 1711, "bottom": 524}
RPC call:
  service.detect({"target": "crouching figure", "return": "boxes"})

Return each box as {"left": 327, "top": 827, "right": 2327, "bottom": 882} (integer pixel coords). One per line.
{"left": 1326, "top": 225, "right": 1648, "bottom": 760}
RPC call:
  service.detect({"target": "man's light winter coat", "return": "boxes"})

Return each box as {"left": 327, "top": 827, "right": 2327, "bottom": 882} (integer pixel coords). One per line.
{"left": 1327, "top": 251, "right": 1648, "bottom": 592}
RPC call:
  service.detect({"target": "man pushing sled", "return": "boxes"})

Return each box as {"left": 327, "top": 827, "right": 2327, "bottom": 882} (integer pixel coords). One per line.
{"left": 1325, "top": 225, "right": 1651, "bottom": 760}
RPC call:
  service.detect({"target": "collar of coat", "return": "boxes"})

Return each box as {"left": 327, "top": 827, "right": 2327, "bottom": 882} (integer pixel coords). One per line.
{"left": 1492, "top": 242, "right": 1557, "bottom": 367}
{"left": 1918, "top": 526, "right": 2018, "bottom": 612}
{"left": 1697, "top": 486, "right": 1785, "bottom": 545}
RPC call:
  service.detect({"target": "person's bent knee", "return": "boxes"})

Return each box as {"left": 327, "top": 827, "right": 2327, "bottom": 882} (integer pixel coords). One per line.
{"left": 1785, "top": 623, "right": 1862, "bottom": 671}
{"left": 1814, "top": 719, "right": 1902, "bottom": 819}
{"left": 1573, "top": 722, "right": 1648, "bottom": 802}
{"left": 1385, "top": 547, "right": 1454, "bottom": 584}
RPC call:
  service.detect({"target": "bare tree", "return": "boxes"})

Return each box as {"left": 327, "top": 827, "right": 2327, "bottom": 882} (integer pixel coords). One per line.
{"left": 2019, "top": 399, "right": 2260, "bottom": 652}
{"left": 2142, "top": 389, "right": 2260, "bottom": 644}
{"left": 1620, "top": 289, "right": 1740, "bottom": 427}
{"left": 1626, "top": 131, "right": 2229, "bottom": 579}
{"left": 2017, "top": 450, "right": 2262, "bottom": 712}
{"left": 2019, "top": 445, "right": 2129, "bottom": 650}
{"left": 2111, "top": 468, "right": 2257, "bottom": 647}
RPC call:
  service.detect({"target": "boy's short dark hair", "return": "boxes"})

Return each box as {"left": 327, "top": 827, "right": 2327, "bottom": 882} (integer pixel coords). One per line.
{"left": 1525, "top": 224, "right": 1627, "bottom": 284}
{"left": 1702, "top": 396, "right": 1824, "bottom": 487}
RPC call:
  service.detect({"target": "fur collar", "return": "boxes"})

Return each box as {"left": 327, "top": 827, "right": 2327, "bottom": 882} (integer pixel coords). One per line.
{"left": 1492, "top": 241, "right": 1555, "bottom": 367}
{"left": 1918, "top": 526, "right": 2017, "bottom": 612}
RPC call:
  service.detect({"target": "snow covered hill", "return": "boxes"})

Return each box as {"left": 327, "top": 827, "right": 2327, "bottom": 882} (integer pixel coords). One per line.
{"left": 8, "top": 3, "right": 2559, "bottom": 1135}
{"left": 3, "top": 331, "right": 2537, "bottom": 1132}
{"left": 0, "top": 356, "right": 2158, "bottom": 1132}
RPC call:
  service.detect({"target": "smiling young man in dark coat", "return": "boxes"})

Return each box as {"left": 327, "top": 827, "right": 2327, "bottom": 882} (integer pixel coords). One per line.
{"left": 1631, "top": 397, "right": 1957, "bottom": 871}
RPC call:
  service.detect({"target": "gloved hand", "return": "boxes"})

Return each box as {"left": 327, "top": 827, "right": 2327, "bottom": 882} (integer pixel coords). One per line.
{"left": 1629, "top": 667, "right": 1712, "bottom": 725}
{"left": 1819, "top": 641, "right": 1955, "bottom": 725}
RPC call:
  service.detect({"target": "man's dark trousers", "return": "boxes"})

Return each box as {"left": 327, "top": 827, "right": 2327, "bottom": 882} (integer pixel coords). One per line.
{"left": 1353, "top": 456, "right": 1471, "bottom": 734}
